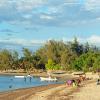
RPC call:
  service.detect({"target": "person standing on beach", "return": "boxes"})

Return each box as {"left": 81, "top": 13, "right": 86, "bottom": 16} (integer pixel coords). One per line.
{"left": 72, "top": 80, "right": 77, "bottom": 87}
{"left": 66, "top": 80, "right": 72, "bottom": 86}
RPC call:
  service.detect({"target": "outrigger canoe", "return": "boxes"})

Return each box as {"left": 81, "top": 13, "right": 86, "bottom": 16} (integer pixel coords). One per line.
{"left": 40, "top": 77, "right": 57, "bottom": 81}
{"left": 14, "top": 76, "right": 25, "bottom": 78}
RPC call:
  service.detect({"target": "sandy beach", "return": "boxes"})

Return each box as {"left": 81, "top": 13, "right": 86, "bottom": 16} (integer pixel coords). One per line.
{"left": 0, "top": 79, "right": 96, "bottom": 100}
{"left": 0, "top": 72, "right": 99, "bottom": 100}
{"left": 71, "top": 81, "right": 100, "bottom": 100}
{"left": 28, "top": 79, "right": 95, "bottom": 100}
{"left": 28, "top": 84, "right": 77, "bottom": 100}
{"left": 0, "top": 83, "right": 78, "bottom": 100}
{"left": 0, "top": 84, "right": 62, "bottom": 100}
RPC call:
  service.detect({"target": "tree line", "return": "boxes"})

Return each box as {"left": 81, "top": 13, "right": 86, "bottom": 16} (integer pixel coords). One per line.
{"left": 0, "top": 38, "right": 100, "bottom": 73}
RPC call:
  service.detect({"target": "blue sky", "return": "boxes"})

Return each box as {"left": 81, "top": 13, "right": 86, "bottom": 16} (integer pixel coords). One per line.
{"left": 0, "top": 0, "right": 100, "bottom": 51}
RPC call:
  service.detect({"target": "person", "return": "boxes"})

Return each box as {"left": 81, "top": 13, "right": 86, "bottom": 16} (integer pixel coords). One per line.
{"left": 66, "top": 80, "right": 72, "bottom": 86}
{"left": 27, "top": 74, "right": 31, "bottom": 77}
{"left": 24, "top": 77, "right": 26, "bottom": 82}
{"left": 76, "top": 79, "right": 81, "bottom": 86}
{"left": 29, "top": 76, "right": 32, "bottom": 82}
{"left": 97, "top": 79, "right": 100, "bottom": 85}
{"left": 72, "top": 79, "right": 77, "bottom": 87}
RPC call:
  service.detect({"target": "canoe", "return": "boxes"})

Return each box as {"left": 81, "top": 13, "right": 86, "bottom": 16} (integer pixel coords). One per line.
{"left": 14, "top": 76, "right": 25, "bottom": 78}
{"left": 40, "top": 77, "right": 57, "bottom": 81}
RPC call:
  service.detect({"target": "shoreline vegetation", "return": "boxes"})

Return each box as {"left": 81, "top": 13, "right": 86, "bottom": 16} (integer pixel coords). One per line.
{"left": 0, "top": 38, "right": 100, "bottom": 74}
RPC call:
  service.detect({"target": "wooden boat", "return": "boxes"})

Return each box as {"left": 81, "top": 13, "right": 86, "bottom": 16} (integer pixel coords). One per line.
{"left": 14, "top": 76, "right": 25, "bottom": 78}
{"left": 40, "top": 77, "right": 57, "bottom": 81}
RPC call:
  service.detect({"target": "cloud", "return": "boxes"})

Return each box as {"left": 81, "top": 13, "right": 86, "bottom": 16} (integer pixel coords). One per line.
{"left": 40, "top": 14, "right": 53, "bottom": 20}
{"left": 0, "top": 35, "right": 100, "bottom": 49}
{"left": 0, "top": 0, "right": 100, "bottom": 27}
{"left": 77, "top": 35, "right": 100, "bottom": 45}
{"left": 0, "top": 0, "right": 46, "bottom": 23}
{"left": 84, "top": 0, "right": 100, "bottom": 12}
{"left": 70, "top": 35, "right": 100, "bottom": 45}
{"left": 87, "top": 35, "right": 100, "bottom": 44}
{"left": 0, "top": 0, "right": 46, "bottom": 10}
{"left": 0, "top": 38, "right": 46, "bottom": 47}
{"left": 16, "top": 0, "right": 46, "bottom": 11}
{"left": 62, "top": 35, "right": 100, "bottom": 46}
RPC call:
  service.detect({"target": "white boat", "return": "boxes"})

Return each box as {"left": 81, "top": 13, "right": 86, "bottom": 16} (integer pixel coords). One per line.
{"left": 40, "top": 77, "right": 57, "bottom": 81}
{"left": 14, "top": 76, "right": 25, "bottom": 78}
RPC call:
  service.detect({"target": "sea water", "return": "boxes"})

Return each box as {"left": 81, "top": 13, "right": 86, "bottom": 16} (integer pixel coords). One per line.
{"left": 0, "top": 75, "right": 63, "bottom": 92}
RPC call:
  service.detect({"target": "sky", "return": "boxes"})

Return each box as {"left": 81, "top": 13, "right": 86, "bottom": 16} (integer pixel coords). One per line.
{"left": 0, "top": 0, "right": 100, "bottom": 51}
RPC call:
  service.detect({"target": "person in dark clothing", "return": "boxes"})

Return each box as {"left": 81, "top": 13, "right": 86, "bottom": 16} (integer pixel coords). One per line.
{"left": 97, "top": 79, "right": 100, "bottom": 85}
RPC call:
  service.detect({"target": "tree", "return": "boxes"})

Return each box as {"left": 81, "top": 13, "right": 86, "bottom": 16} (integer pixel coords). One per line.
{"left": 84, "top": 42, "right": 90, "bottom": 53}
{"left": 71, "top": 37, "right": 84, "bottom": 56}
{"left": 0, "top": 49, "right": 13, "bottom": 70}
{"left": 45, "top": 59, "right": 55, "bottom": 70}
{"left": 22, "top": 48, "right": 33, "bottom": 71}
{"left": 93, "top": 56, "right": 100, "bottom": 72}
{"left": 61, "top": 49, "right": 77, "bottom": 70}
{"left": 23, "top": 48, "right": 32, "bottom": 59}
{"left": 12, "top": 51, "right": 19, "bottom": 70}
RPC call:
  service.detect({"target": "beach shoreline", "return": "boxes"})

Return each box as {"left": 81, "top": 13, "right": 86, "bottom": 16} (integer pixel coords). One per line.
{"left": 0, "top": 79, "right": 94, "bottom": 100}
{"left": 0, "top": 71, "right": 99, "bottom": 100}
{"left": 0, "top": 70, "right": 74, "bottom": 81}
{"left": 0, "top": 71, "right": 74, "bottom": 100}
{"left": 0, "top": 83, "right": 63, "bottom": 100}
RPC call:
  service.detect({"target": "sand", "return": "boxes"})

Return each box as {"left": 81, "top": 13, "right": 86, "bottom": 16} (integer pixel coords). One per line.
{"left": 28, "top": 85, "right": 76, "bottom": 100}
{"left": 0, "top": 83, "right": 77, "bottom": 100}
{"left": 71, "top": 81, "right": 100, "bottom": 100}
{"left": 28, "top": 80, "right": 95, "bottom": 100}
{"left": 0, "top": 84, "right": 61, "bottom": 100}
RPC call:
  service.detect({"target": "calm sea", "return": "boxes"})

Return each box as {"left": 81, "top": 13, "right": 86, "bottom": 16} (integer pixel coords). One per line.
{"left": 0, "top": 75, "right": 63, "bottom": 92}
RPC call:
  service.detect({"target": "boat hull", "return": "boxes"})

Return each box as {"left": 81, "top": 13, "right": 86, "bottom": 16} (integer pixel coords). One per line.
{"left": 14, "top": 76, "right": 25, "bottom": 78}
{"left": 40, "top": 77, "right": 57, "bottom": 81}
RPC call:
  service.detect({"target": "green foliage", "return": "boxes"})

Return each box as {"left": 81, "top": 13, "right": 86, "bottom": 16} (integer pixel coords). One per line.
{"left": 23, "top": 48, "right": 32, "bottom": 60}
{"left": 0, "top": 38, "right": 100, "bottom": 72}
{"left": 93, "top": 56, "right": 100, "bottom": 72}
{"left": 0, "top": 49, "right": 13, "bottom": 70}
{"left": 72, "top": 51, "right": 100, "bottom": 72}
{"left": 45, "top": 59, "right": 61, "bottom": 70}
{"left": 54, "top": 64, "right": 62, "bottom": 70}
{"left": 45, "top": 59, "right": 55, "bottom": 70}
{"left": 71, "top": 37, "right": 84, "bottom": 56}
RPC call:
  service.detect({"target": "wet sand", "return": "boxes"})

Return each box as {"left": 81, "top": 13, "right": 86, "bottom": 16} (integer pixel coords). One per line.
{"left": 0, "top": 84, "right": 62, "bottom": 100}
{"left": 0, "top": 83, "right": 79, "bottom": 100}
